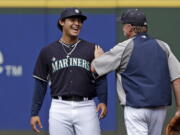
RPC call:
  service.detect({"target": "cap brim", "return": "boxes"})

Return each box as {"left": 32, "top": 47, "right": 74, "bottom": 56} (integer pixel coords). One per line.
{"left": 61, "top": 15, "right": 87, "bottom": 21}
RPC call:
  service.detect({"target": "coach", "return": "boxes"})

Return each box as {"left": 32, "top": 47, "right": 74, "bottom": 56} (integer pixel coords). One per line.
{"left": 92, "top": 9, "right": 180, "bottom": 135}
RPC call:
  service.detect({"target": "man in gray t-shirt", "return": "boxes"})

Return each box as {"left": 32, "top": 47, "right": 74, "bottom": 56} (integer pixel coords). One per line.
{"left": 91, "top": 9, "right": 180, "bottom": 135}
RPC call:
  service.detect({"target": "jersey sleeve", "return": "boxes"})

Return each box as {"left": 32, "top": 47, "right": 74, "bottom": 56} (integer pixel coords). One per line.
{"left": 164, "top": 43, "right": 180, "bottom": 81}
{"left": 95, "top": 75, "right": 108, "bottom": 105}
{"left": 33, "top": 48, "right": 49, "bottom": 82}
{"left": 92, "top": 41, "right": 128, "bottom": 76}
{"left": 31, "top": 78, "right": 48, "bottom": 116}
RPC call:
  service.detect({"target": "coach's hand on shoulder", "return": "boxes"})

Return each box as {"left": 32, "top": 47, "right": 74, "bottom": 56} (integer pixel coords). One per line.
{"left": 94, "top": 45, "right": 104, "bottom": 58}
{"left": 96, "top": 103, "right": 107, "bottom": 119}
{"left": 30, "top": 116, "right": 43, "bottom": 133}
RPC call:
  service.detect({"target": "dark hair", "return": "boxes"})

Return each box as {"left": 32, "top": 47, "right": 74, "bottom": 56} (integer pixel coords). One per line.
{"left": 57, "top": 19, "right": 64, "bottom": 31}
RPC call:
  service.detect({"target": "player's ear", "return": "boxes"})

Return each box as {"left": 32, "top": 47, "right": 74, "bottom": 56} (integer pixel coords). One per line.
{"left": 59, "top": 20, "right": 65, "bottom": 27}
{"left": 129, "top": 24, "right": 134, "bottom": 32}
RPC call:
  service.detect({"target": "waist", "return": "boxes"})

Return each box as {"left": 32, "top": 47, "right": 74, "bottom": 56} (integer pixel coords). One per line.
{"left": 52, "top": 95, "right": 93, "bottom": 101}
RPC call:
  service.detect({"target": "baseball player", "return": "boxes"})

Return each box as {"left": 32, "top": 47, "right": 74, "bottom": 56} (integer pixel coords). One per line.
{"left": 92, "top": 9, "right": 180, "bottom": 135}
{"left": 30, "top": 8, "right": 108, "bottom": 135}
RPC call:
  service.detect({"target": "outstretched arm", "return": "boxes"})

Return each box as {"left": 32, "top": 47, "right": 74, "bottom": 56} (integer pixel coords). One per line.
{"left": 92, "top": 43, "right": 125, "bottom": 76}
{"left": 30, "top": 78, "right": 48, "bottom": 133}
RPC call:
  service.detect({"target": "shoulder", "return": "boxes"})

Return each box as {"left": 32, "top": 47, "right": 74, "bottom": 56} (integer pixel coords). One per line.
{"left": 80, "top": 39, "right": 95, "bottom": 46}
{"left": 39, "top": 40, "right": 59, "bottom": 54}
{"left": 79, "top": 39, "right": 96, "bottom": 52}
{"left": 42, "top": 40, "right": 58, "bottom": 51}
{"left": 115, "top": 38, "right": 134, "bottom": 50}
{"left": 104, "top": 38, "right": 135, "bottom": 56}
{"left": 36, "top": 41, "right": 59, "bottom": 60}
{"left": 155, "top": 39, "right": 170, "bottom": 49}
{"left": 117, "top": 38, "right": 134, "bottom": 47}
{"left": 155, "top": 39, "right": 171, "bottom": 56}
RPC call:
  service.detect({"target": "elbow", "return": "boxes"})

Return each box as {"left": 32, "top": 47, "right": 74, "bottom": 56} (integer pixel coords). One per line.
{"left": 173, "top": 78, "right": 180, "bottom": 86}
{"left": 173, "top": 78, "right": 180, "bottom": 91}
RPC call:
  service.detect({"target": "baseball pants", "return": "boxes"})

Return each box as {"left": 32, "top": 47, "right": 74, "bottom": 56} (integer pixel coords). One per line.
{"left": 49, "top": 98, "right": 100, "bottom": 135}
{"left": 124, "top": 106, "right": 167, "bottom": 135}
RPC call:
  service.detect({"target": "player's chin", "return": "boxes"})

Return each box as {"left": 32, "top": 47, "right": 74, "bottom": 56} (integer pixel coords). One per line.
{"left": 70, "top": 30, "right": 80, "bottom": 36}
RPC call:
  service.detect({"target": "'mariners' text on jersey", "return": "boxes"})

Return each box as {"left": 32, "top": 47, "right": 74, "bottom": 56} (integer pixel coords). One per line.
{"left": 52, "top": 57, "right": 90, "bottom": 73}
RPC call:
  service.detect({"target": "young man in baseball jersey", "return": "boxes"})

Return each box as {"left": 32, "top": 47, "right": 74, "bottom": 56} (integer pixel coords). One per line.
{"left": 30, "top": 8, "right": 108, "bottom": 135}
{"left": 92, "top": 9, "right": 180, "bottom": 135}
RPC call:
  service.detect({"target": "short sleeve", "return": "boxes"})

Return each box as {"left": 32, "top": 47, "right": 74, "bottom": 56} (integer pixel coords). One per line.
{"left": 164, "top": 43, "right": 180, "bottom": 81}
{"left": 33, "top": 48, "right": 49, "bottom": 82}
{"left": 92, "top": 39, "right": 132, "bottom": 76}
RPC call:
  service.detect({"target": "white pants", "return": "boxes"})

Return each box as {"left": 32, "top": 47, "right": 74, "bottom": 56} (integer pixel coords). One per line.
{"left": 124, "top": 106, "right": 167, "bottom": 135}
{"left": 49, "top": 99, "right": 100, "bottom": 135}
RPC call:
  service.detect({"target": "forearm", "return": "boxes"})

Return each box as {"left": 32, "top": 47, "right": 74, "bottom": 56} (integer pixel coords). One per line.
{"left": 31, "top": 79, "right": 48, "bottom": 116}
{"left": 173, "top": 78, "right": 180, "bottom": 112}
{"left": 95, "top": 75, "right": 108, "bottom": 105}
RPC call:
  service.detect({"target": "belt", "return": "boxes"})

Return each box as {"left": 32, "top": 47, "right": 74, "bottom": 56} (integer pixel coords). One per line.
{"left": 52, "top": 95, "right": 92, "bottom": 101}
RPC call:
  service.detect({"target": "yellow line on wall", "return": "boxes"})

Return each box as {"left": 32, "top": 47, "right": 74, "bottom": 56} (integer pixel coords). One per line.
{"left": 1, "top": 0, "right": 180, "bottom": 8}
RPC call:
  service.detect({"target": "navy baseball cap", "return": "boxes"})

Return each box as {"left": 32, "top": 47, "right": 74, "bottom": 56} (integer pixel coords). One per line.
{"left": 120, "top": 9, "right": 147, "bottom": 26}
{"left": 57, "top": 8, "right": 87, "bottom": 30}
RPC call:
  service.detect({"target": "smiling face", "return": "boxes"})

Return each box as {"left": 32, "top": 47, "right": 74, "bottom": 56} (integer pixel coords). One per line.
{"left": 60, "top": 17, "right": 83, "bottom": 38}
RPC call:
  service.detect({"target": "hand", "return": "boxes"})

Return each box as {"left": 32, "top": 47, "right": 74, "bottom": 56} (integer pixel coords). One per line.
{"left": 30, "top": 116, "right": 43, "bottom": 133}
{"left": 94, "top": 45, "right": 104, "bottom": 58}
{"left": 96, "top": 103, "right": 107, "bottom": 119}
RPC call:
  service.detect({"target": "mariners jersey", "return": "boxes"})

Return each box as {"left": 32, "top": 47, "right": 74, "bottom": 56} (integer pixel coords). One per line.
{"left": 93, "top": 33, "right": 180, "bottom": 107}
{"left": 33, "top": 39, "right": 98, "bottom": 98}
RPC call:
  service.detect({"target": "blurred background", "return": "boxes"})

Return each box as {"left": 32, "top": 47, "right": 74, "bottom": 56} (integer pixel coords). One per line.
{"left": 0, "top": 0, "right": 180, "bottom": 135}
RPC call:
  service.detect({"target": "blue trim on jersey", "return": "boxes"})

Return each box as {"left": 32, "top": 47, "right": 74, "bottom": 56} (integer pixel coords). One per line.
{"left": 121, "top": 34, "right": 172, "bottom": 107}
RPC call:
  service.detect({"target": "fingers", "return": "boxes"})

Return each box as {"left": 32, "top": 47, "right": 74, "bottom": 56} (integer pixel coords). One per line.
{"left": 100, "top": 108, "right": 107, "bottom": 119}
{"left": 96, "top": 104, "right": 100, "bottom": 112}
{"left": 95, "top": 45, "right": 103, "bottom": 52}
{"left": 30, "top": 116, "right": 42, "bottom": 133}
{"left": 38, "top": 120, "right": 43, "bottom": 129}
{"left": 96, "top": 103, "right": 108, "bottom": 119}
{"left": 95, "top": 45, "right": 99, "bottom": 50}
{"left": 95, "top": 45, "right": 101, "bottom": 49}
{"left": 99, "top": 111, "right": 105, "bottom": 119}
{"left": 32, "top": 123, "right": 40, "bottom": 133}
{"left": 94, "top": 45, "right": 104, "bottom": 58}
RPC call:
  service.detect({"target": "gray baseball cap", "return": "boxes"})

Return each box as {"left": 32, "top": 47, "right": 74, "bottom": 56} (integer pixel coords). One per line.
{"left": 120, "top": 9, "right": 147, "bottom": 26}
{"left": 57, "top": 8, "right": 87, "bottom": 30}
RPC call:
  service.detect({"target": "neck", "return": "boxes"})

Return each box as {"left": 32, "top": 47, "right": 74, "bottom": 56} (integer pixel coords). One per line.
{"left": 60, "top": 35, "right": 78, "bottom": 45}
